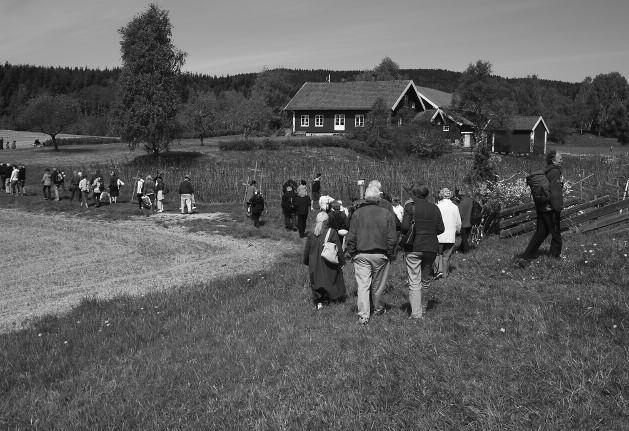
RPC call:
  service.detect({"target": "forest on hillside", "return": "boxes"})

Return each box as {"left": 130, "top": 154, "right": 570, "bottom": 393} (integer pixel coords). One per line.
{"left": 0, "top": 60, "right": 626, "bottom": 144}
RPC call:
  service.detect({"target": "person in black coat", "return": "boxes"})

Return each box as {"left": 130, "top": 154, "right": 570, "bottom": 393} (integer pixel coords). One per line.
{"left": 248, "top": 191, "right": 265, "bottom": 228}
{"left": 521, "top": 151, "right": 564, "bottom": 260}
{"left": 303, "top": 211, "right": 346, "bottom": 309}
{"left": 293, "top": 187, "right": 312, "bottom": 237}
{"left": 281, "top": 185, "right": 297, "bottom": 231}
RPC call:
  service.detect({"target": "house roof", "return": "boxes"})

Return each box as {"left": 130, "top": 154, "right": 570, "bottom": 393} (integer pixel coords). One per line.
{"left": 283, "top": 80, "right": 452, "bottom": 112}
{"left": 510, "top": 115, "right": 549, "bottom": 132}
{"left": 415, "top": 86, "right": 453, "bottom": 109}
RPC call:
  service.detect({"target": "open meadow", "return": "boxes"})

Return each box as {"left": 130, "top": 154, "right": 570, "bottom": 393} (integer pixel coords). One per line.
{"left": 1, "top": 137, "right": 628, "bottom": 429}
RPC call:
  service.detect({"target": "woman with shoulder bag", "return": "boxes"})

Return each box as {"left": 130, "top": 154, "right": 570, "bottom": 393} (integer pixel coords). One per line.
{"left": 400, "top": 183, "right": 444, "bottom": 319}
{"left": 303, "top": 211, "right": 346, "bottom": 309}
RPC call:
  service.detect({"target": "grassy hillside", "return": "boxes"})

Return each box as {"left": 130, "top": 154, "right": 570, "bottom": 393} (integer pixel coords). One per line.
{"left": 0, "top": 141, "right": 627, "bottom": 429}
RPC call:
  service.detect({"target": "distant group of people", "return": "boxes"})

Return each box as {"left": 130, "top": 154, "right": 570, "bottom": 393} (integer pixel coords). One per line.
{"left": 0, "top": 137, "right": 17, "bottom": 150}
{"left": 0, "top": 163, "right": 26, "bottom": 195}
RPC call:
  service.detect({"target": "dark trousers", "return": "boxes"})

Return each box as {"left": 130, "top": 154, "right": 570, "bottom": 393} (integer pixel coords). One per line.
{"left": 94, "top": 192, "right": 101, "bottom": 207}
{"left": 459, "top": 227, "right": 471, "bottom": 253}
{"left": 523, "top": 210, "right": 562, "bottom": 258}
{"left": 283, "top": 211, "right": 295, "bottom": 229}
{"left": 42, "top": 185, "right": 51, "bottom": 199}
{"left": 69, "top": 186, "right": 80, "bottom": 201}
{"left": 137, "top": 194, "right": 144, "bottom": 209}
{"left": 252, "top": 211, "right": 262, "bottom": 228}
{"left": 296, "top": 214, "right": 308, "bottom": 237}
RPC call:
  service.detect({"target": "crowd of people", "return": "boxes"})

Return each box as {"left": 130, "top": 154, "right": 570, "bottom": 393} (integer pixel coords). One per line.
{"left": 0, "top": 137, "right": 17, "bottom": 150}
{"left": 0, "top": 164, "right": 201, "bottom": 216}
{"left": 290, "top": 175, "right": 487, "bottom": 324}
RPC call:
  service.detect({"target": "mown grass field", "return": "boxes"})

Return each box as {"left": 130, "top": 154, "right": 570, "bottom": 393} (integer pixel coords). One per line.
{"left": 1, "top": 135, "right": 628, "bottom": 429}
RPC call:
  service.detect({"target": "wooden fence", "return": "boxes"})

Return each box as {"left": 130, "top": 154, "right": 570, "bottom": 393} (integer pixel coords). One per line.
{"left": 499, "top": 195, "right": 629, "bottom": 238}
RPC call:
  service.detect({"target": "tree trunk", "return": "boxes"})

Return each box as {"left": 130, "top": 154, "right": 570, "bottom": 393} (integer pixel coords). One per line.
{"left": 200, "top": 135, "right": 204, "bottom": 146}
{"left": 51, "top": 134, "right": 58, "bottom": 151}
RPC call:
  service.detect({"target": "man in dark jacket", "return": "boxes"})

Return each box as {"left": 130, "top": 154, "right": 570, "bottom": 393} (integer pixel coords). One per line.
{"left": 248, "top": 191, "right": 265, "bottom": 228}
{"left": 346, "top": 186, "right": 398, "bottom": 325}
{"left": 281, "top": 185, "right": 297, "bottom": 231}
{"left": 178, "top": 175, "right": 195, "bottom": 214}
{"left": 521, "top": 150, "right": 563, "bottom": 260}
{"left": 311, "top": 174, "right": 321, "bottom": 208}
{"left": 401, "top": 183, "right": 444, "bottom": 319}
{"left": 457, "top": 187, "right": 480, "bottom": 253}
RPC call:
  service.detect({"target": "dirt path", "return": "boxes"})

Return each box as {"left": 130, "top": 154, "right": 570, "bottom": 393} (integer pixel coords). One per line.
{"left": 0, "top": 208, "right": 298, "bottom": 333}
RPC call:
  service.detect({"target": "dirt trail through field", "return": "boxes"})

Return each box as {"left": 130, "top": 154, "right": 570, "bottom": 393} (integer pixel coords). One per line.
{"left": 0, "top": 208, "right": 298, "bottom": 333}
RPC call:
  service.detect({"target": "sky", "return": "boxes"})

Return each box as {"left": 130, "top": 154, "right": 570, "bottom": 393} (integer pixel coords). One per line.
{"left": 1, "top": 0, "right": 628, "bottom": 83}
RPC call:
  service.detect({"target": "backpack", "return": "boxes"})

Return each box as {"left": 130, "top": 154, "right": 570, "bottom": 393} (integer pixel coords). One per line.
{"left": 470, "top": 200, "right": 483, "bottom": 226}
{"left": 526, "top": 170, "right": 550, "bottom": 205}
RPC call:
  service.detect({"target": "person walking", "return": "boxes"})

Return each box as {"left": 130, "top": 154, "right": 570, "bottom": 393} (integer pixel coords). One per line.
{"left": 52, "top": 168, "right": 64, "bottom": 201}
{"left": 41, "top": 168, "right": 52, "bottom": 200}
{"left": 245, "top": 180, "right": 258, "bottom": 217}
{"left": 92, "top": 175, "right": 104, "bottom": 207}
{"left": 303, "top": 211, "right": 346, "bottom": 309}
{"left": 520, "top": 150, "right": 564, "bottom": 260}
{"left": 248, "top": 190, "right": 265, "bottom": 227}
{"left": 178, "top": 175, "right": 194, "bottom": 214}
{"left": 79, "top": 173, "right": 90, "bottom": 208}
{"left": 457, "top": 188, "right": 481, "bottom": 253}
{"left": 141, "top": 175, "right": 156, "bottom": 214}
{"left": 293, "top": 186, "right": 312, "bottom": 238}
{"left": 133, "top": 175, "right": 145, "bottom": 210}
{"left": 69, "top": 171, "right": 81, "bottom": 201}
{"left": 281, "top": 185, "right": 297, "bottom": 231}
{"left": 401, "top": 183, "right": 444, "bottom": 320}
{"left": 346, "top": 186, "right": 398, "bottom": 325}
{"left": 109, "top": 171, "right": 124, "bottom": 204}
{"left": 434, "top": 188, "right": 461, "bottom": 279}
{"left": 155, "top": 176, "right": 166, "bottom": 212}
{"left": 17, "top": 165, "right": 26, "bottom": 196}
{"left": 311, "top": 173, "right": 321, "bottom": 209}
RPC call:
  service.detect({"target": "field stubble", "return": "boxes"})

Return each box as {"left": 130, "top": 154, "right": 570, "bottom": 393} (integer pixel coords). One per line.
{"left": 0, "top": 208, "right": 297, "bottom": 332}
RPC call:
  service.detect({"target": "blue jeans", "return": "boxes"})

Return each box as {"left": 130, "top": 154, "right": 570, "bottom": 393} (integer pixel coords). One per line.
{"left": 405, "top": 251, "right": 436, "bottom": 318}
{"left": 353, "top": 253, "right": 390, "bottom": 320}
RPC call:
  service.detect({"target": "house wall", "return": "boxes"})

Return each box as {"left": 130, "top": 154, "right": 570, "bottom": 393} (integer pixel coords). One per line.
{"left": 493, "top": 130, "right": 531, "bottom": 153}
{"left": 293, "top": 110, "right": 370, "bottom": 134}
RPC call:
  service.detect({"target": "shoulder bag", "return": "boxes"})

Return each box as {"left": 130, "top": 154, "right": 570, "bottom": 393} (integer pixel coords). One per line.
{"left": 321, "top": 228, "right": 339, "bottom": 264}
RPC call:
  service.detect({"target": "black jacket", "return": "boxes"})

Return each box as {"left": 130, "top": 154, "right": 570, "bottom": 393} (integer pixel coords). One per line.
{"left": 545, "top": 164, "right": 563, "bottom": 212}
{"left": 401, "top": 198, "right": 444, "bottom": 253}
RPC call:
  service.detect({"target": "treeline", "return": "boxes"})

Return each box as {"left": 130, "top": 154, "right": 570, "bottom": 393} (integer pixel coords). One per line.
{"left": 2, "top": 61, "right": 626, "bottom": 143}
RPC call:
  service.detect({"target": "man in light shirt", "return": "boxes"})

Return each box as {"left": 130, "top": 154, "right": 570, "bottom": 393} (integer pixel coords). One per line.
{"left": 435, "top": 188, "right": 461, "bottom": 279}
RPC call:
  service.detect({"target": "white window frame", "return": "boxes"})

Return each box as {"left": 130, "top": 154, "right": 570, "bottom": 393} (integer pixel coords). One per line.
{"left": 334, "top": 114, "right": 345, "bottom": 131}
{"left": 442, "top": 125, "right": 450, "bottom": 132}
{"left": 355, "top": 114, "right": 365, "bottom": 127}
{"left": 398, "top": 117, "right": 403, "bottom": 126}
{"left": 300, "top": 115, "right": 309, "bottom": 127}
{"left": 315, "top": 115, "right": 324, "bottom": 127}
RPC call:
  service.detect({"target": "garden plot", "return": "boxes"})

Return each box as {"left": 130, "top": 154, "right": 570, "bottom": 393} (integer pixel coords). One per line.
{"left": 0, "top": 208, "right": 292, "bottom": 332}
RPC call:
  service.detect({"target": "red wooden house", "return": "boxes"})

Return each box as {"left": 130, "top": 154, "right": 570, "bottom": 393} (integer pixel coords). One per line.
{"left": 491, "top": 115, "right": 549, "bottom": 154}
{"left": 283, "top": 80, "right": 452, "bottom": 135}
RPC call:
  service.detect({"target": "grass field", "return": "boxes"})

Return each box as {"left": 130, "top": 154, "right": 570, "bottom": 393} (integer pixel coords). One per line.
{"left": 1, "top": 135, "right": 628, "bottom": 429}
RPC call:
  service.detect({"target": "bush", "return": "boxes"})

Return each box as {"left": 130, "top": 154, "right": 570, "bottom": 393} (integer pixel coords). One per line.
{"left": 618, "top": 132, "right": 629, "bottom": 145}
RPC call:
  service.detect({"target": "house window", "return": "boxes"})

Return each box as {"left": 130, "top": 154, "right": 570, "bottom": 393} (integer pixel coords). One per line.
{"left": 334, "top": 114, "right": 345, "bottom": 127}
{"left": 300, "top": 115, "right": 309, "bottom": 127}
{"left": 411, "top": 102, "right": 416, "bottom": 109}
{"left": 442, "top": 125, "right": 450, "bottom": 132}
{"left": 315, "top": 115, "right": 324, "bottom": 127}
{"left": 355, "top": 114, "right": 364, "bottom": 127}
{"left": 398, "top": 117, "right": 403, "bottom": 126}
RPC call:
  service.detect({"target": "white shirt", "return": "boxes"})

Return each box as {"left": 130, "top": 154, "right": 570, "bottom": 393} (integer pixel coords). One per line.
{"left": 10, "top": 168, "right": 19, "bottom": 181}
{"left": 392, "top": 204, "right": 404, "bottom": 223}
{"left": 79, "top": 178, "right": 89, "bottom": 192}
{"left": 136, "top": 179, "right": 144, "bottom": 194}
{"left": 437, "top": 199, "right": 462, "bottom": 244}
